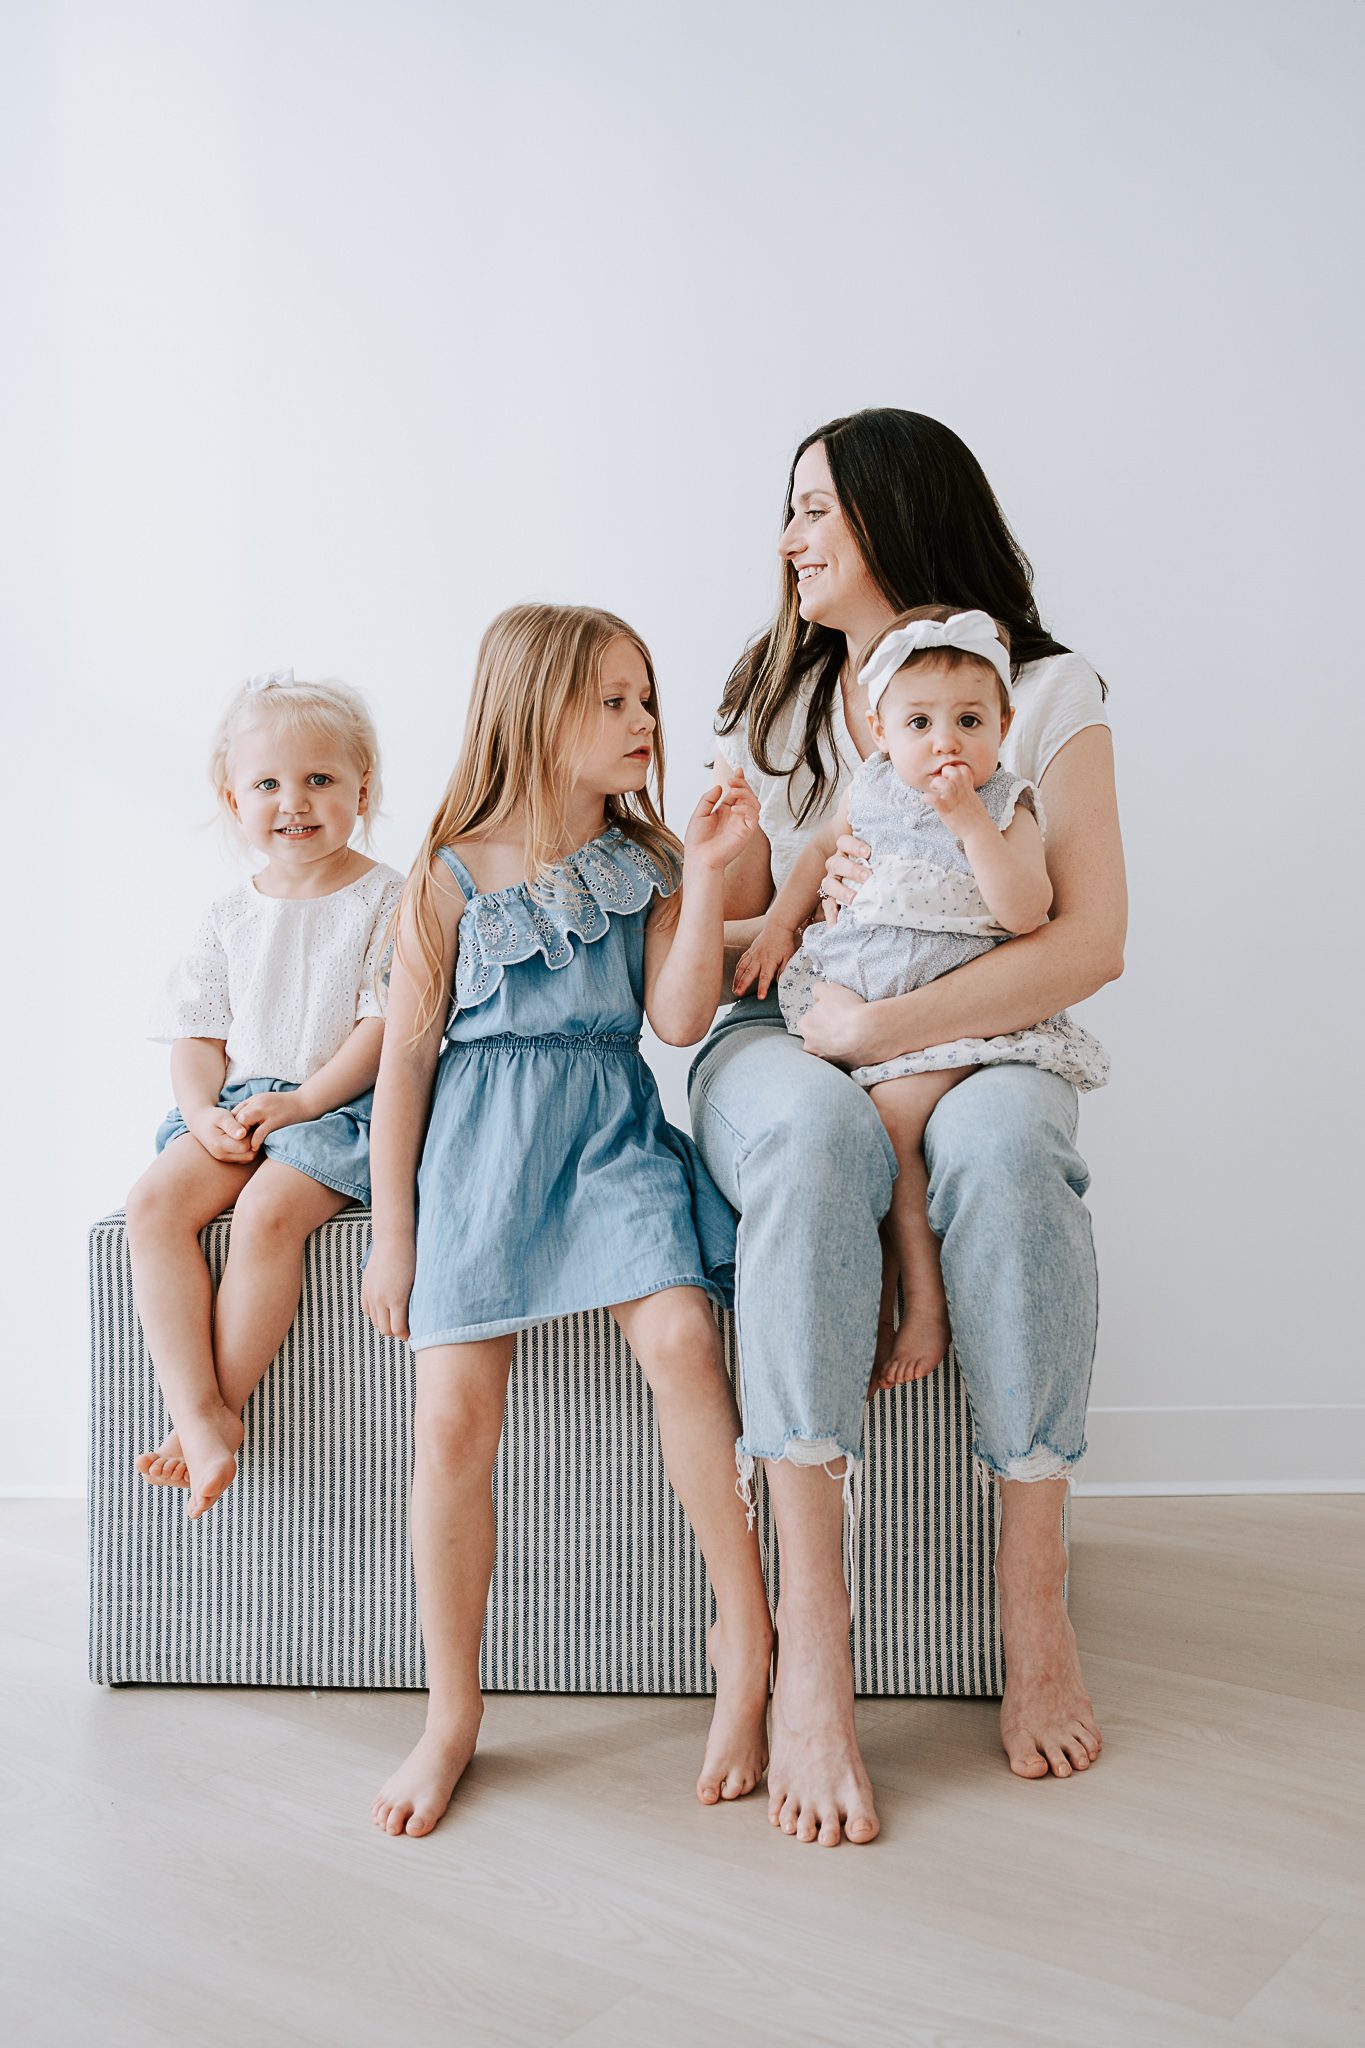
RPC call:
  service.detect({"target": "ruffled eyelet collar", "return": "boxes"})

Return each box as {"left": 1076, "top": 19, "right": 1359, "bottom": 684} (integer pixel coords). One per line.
{"left": 442, "top": 827, "right": 672, "bottom": 1017}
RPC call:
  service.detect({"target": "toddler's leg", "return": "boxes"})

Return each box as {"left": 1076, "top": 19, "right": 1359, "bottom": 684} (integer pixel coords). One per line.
{"left": 125, "top": 1138, "right": 257, "bottom": 1518}
{"left": 869, "top": 1070, "right": 968, "bottom": 1388}
{"left": 610, "top": 1288, "right": 773, "bottom": 1805}
{"left": 143, "top": 1161, "right": 353, "bottom": 1490}
{"left": 372, "top": 1337, "right": 514, "bottom": 1838}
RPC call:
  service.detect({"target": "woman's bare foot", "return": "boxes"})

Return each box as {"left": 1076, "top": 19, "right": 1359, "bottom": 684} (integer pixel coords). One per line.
{"left": 174, "top": 1404, "right": 245, "bottom": 1521}
{"left": 997, "top": 1477, "right": 1103, "bottom": 1778}
{"left": 697, "top": 1617, "right": 772, "bottom": 1804}
{"left": 136, "top": 1429, "right": 189, "bottom": 1488}
{"left": 766, "top": 1610, "right": 879, "bottom": 1846}
{"left": 371, "top": 1705, "right": 483, "bottom": 1837}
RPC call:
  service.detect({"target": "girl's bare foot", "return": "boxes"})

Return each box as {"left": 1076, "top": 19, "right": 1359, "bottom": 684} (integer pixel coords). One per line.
{"left": 136, "top": 1429, "right": 189, "bottom": 1488}
{"left": 371, "top": 1704, "right": 484, "bottom": 1837}
{"left": 174, "top": 1404, "right": 245, "bottom": 1520}
{"left": 697, "top": 1618, "right": 772, "bottom": 1804}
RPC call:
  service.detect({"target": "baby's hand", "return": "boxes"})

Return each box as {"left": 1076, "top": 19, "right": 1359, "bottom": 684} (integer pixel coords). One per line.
{"left": 683, "top": 769, "right": 759, "bottom": 872}
{"left": 233, "top": 1090, "right": 309, "bottom": 1150}
{"left": 732, "top": 919, "right": 799, "bottom": 1000}
{"left": 188, "top": 1104, "right": 256, "bottom": 1164}
{"left": 924, "top": 761, "right": 989, "bottom": 830}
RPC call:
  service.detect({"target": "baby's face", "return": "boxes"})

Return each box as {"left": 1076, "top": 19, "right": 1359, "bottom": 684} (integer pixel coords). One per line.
{"left": 868, "top": 658, "right": 1009, "bottom": 795}
{"left": 227, "top": 718, "right": 368, "bottom": 868}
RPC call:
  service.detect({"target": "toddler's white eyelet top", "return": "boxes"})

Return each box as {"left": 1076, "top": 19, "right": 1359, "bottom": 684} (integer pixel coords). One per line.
{"left": 149, "top": 863, "right": 405, "bottom": 1085}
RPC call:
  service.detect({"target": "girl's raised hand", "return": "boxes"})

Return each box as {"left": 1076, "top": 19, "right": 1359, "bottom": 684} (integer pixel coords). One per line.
{"left": 683, "top": 769, "right": 759, "bottom": 872}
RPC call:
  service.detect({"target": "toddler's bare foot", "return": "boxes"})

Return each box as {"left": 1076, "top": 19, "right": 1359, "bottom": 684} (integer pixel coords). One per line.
{"left": 697, "top": 1617, "right": 772, "bottom": 1804}
{"left": 136, "top": 1429, "right": 189, "bottom": 1489}
{"left": 372, "top": 1706, "right": 483, "bottom": 1837}
{"left": 175, "top": 1405, "right": 244, "bottom": 1521}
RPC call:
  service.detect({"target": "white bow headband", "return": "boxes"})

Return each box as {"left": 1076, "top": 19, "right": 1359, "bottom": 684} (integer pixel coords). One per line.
{"left": 247, "top": 668, "right": 295, "bottom": 693}
{"left": 859, "top": 612, "right": 1011, "bottom": 713}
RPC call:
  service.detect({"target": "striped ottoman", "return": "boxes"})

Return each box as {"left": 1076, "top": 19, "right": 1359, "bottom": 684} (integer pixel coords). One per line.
{"left": 89, "top": 1208, "right": 1004, "bottom": 1695}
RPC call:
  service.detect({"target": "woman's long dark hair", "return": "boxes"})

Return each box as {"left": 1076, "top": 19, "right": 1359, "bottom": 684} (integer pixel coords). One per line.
{"left": 719, "top": 408, "right": 1094, "bottom": 825}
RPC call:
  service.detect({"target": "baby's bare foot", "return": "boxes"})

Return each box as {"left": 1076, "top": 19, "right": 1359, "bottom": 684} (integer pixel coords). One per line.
{"left": 136, "top": 1429, "right": 189, "bottom": 1489}
{"left": 372, "top": 1709, "right": 483, "bottom": 1837}
{"left": 175, "top": 1406, "right": 244, "bottom": 1521}
{"left": 697, "top": 1618, "right": 772, "bottom": 1805}
{"left": 880, "top": 1291, "right": 950, "bottom": 1385}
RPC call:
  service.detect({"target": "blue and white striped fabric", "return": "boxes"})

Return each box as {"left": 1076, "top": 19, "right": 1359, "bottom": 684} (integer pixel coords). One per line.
{"left": 88, "top": 1209, "right": 1004, "bottom": 1695}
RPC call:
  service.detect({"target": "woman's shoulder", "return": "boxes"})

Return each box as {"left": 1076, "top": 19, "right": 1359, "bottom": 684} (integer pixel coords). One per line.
{"left": 716, "top": 668, "right": 823, "bottom": 784}
{"left": 1004, "top": 651, "right": 1109, "bottom": 785}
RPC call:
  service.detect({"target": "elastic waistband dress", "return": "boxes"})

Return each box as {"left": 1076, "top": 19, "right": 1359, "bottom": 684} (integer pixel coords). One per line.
{"left": 405, "top": 829, "right": 736, "bottom": 1350}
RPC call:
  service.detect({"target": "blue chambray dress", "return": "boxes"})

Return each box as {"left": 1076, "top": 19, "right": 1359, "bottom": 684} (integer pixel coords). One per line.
{"left": 406, "top": 827, "right": 736, "bottom": 1349}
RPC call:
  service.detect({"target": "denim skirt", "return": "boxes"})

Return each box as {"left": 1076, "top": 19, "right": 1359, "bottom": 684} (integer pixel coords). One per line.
{"left": 155, "top": 1076, "right": 372, "bottom": 1204}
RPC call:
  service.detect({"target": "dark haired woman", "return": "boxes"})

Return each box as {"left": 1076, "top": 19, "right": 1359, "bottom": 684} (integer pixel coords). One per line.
{"left": 689, "top": 411, "right": 1126, "bottom": 1845}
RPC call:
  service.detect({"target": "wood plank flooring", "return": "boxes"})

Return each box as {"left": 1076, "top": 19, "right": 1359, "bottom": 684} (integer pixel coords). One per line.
{"left": 2, "top": 1494, "right": 1361, "bottom": 2047}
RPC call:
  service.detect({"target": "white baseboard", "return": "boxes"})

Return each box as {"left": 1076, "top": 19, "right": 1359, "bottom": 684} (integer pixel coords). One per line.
{"left": 1077, "top": 1404, "right": 1365, "bottom": 1493}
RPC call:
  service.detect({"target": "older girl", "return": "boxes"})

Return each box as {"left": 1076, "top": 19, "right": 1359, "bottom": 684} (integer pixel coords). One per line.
{"left": 128, "top": 674, "right": 403, "bottom": 1520}
{"left": 362, "top": 603, "right": 773, "bottom": 1838}
{"left": 692, "top": 410, "right": 1126, "bottom": 1845}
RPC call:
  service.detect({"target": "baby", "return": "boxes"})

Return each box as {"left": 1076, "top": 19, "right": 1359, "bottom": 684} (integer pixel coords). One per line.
{"left": 734, "top": 605, "right": 1108, "bottom": 1386}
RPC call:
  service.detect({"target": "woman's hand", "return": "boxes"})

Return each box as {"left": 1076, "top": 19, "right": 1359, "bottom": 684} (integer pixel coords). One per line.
{"left": 683, "top": 770, "right": 760, "bottom": 873}
{"left": 732, "top": 918, "right": 799, "bottom": 1000}
{"left": 187, "top": 1104, "right": 257, "bottom": 1164}
{"left": 822, "top": 832, "right": 873, "bottom": 915}
{"left": 233, "top": 1090, "right": 310, "bottom": 1149}
{"left": 361, "top": 1239, "right": 417, "bottom": 1341}
{"left": 796, "top": 981, "right": 872, "bottom": 1066}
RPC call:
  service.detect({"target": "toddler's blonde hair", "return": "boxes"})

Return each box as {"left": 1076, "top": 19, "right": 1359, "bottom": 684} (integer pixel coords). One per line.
{"left": 210, "top": 675, "right": 383, "bottom": 850}
{"left": 397, "top": 603, "right": 682, "bottom": 1043}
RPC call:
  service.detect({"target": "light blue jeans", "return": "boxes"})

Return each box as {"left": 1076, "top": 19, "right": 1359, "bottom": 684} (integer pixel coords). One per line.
{"left": 688, "top": 996, "right": 1097, "bottom": 1483}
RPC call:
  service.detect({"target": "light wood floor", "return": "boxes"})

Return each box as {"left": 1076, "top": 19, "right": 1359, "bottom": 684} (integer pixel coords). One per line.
{"left": 2, "top": 1495, "right": 1362, "bottom": 2047}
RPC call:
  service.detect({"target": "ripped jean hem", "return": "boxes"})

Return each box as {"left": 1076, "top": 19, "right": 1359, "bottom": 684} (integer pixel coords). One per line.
{"left": 735, "top": 1432, "right": 865, "bottom": 1616}
{"left": 973, "top": 1439, "right": 1086, "bottom": 1485}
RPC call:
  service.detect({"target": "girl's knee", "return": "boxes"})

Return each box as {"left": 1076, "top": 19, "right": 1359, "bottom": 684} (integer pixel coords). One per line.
{"left": 415, "top": 1395, "right": 503, "bottom": 1476}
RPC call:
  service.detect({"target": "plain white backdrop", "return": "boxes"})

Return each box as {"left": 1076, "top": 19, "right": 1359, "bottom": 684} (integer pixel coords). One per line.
{"left": 2, "top": 0, "right": 1361, "bottom": 1494}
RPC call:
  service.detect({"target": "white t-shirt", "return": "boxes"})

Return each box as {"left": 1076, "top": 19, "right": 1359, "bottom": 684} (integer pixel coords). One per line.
{"left": 149, "top": 863, "right": 406, "bottom": 1086}
{"left": 718, "top": 651, "right": 1108, "bottom": 890}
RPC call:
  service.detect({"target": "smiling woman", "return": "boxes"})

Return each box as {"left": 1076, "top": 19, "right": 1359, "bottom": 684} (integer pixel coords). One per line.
{"left": 690, "top": 407, "right": 1127, "bottom": 1844}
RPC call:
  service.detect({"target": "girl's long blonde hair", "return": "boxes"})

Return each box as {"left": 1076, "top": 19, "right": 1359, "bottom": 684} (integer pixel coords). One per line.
{"left": 398, "top": 603, "right": 682, "bottom": 1041}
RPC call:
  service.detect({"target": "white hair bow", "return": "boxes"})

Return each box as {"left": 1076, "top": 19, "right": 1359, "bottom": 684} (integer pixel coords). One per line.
{"left": 247, "top": 668, "right": 295, "bottom": 692}
{"left": 860, "top": 612, "right": 1010, "bottom": 713}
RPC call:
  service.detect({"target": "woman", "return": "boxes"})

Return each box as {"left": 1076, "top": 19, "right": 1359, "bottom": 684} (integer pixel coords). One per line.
{"left": 689, "top": 409, "right": 1127, "bottom": 1846}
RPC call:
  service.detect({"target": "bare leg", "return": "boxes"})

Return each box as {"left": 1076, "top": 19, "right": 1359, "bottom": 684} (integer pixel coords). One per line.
{"left": 139, "top": 1162, "right": 352, "bottom": 1487}
{"left": 869, "top": 1070, "right": 966, "bottom": 1388}
{"left": 371, "top": 1338, "right": 514, "bottom": 1838}
{"left": 763, "top": 1459, "right": 878, "bottom": 1847}
{"left": 125, "top": 1138, "right": 257, "bottom": 1518}
{"left": 997, "top": 1474, "right": 1102, "bottom": 1777}
{"left": 611, "top": 1289, "right": 773, "bottom": 1805}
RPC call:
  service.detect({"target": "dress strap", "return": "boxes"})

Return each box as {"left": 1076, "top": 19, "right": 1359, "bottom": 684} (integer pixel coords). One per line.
{"left": 435, "top": 845, "right": 480, "bottom": 899}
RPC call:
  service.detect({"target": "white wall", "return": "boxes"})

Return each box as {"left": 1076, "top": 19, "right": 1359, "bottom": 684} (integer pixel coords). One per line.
{"left": 4, "top": 0, "right": 1362, "bottom": 1495}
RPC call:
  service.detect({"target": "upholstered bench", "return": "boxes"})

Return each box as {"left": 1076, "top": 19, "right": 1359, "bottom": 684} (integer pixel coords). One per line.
{"left": 88, "top": 1207, "right": 1004, "bottom": 1695}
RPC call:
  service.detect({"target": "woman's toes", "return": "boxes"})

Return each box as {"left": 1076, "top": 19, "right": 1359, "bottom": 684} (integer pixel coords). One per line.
{"left": 846, "top": 1812, "right": 879, "bottom": 1844}
{"left": 818, "top": 1815, "right": 841, "bottom": 1846}
{"left": 696, "top": 1775, "right": 721, "bottom": 1806}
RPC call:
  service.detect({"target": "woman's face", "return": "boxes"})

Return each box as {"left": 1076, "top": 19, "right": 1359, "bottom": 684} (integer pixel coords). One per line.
{"left": 779, "top": 441, "right": 888, "bottom": 639}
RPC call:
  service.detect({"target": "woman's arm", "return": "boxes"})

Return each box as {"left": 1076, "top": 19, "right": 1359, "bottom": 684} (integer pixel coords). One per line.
{"left": 645, "top": 777, "right": 762, "bottom": 1043}
{"left": 361, "top": 863, "right": 465, "bottom": 1340}
{"left": 799, "top": 725, "right": 1126, "bottom": 1067}
{"left": 232, "top": 1018, "right": 386, "bottom": 1146}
